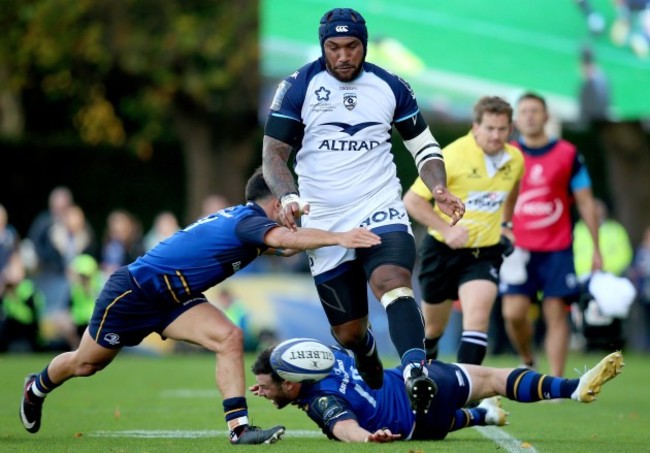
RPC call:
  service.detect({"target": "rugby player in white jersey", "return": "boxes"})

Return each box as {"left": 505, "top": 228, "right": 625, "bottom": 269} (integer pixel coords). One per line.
{"left": 262, "top": 7, "right": 465, "bottom": 413}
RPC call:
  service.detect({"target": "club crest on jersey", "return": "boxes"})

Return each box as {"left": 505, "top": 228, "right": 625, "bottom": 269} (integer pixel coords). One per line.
{"left": 103, "top": 333, "right": 120, "bottom": 346}
{"left": 315, "top": 86, "right": 331, "bottom": 102}
{"left": 343, "top": 93, "right": 357, "bottom": 110}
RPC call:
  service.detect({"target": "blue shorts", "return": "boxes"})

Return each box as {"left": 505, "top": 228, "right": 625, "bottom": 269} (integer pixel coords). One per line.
{"left": 501, "top": 247, "right": 579, "bottom": 301}
{"left": 88, "top": 267, "right": 206, "bottom": 348}
{"left": 412, "top": 361, "right": 471, "bottom": 440}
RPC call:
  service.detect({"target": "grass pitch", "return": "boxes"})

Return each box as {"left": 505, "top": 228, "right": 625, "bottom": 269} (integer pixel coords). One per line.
{"left": 1, "top": 350, "right": 647, "bottom": 452}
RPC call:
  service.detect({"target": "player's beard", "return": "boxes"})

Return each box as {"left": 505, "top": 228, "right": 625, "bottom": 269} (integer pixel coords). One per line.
{"left": 326, "top": 60, "right": 363, "bottom": 82}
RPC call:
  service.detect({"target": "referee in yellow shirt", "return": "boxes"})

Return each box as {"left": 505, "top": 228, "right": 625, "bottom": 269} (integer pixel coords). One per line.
{"left": 404, "top": 96, "right": 524, "bottom": 365}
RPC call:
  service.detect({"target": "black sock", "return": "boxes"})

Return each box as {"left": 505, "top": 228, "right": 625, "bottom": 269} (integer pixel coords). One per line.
{"left": 457, "top": 331, "right": 488, "bottom": 364}
{"left": 346, "top": 329, "right": 377, "bottom": 357}
{"left": 424, "top": 336, "right": 441, "bottom": 361}
{"left": 385, "top": 296, "right": 426, "bottom": 364}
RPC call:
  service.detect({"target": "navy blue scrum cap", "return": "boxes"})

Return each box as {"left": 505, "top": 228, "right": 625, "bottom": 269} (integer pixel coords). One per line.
{"left": 318, "top": 8, "right": 368, "bottom": 56}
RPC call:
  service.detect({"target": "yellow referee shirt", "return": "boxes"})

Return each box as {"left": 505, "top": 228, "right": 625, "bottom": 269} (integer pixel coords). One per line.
{"left": 409, "top": 131, "right": 524, "bottom": 248}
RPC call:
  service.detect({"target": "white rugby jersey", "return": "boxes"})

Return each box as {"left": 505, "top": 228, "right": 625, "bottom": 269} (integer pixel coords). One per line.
{"left": 268, "top": 58, "right": 424, "bottom": 218}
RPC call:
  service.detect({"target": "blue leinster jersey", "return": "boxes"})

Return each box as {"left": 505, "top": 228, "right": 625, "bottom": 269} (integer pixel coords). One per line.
{"left": 295, "top": 349, "right": 415, "bottom": 439}
{"left": 128, "top": 203, "right": 278, "bottom": 304}
{"left": 295, "top": 349, "right": 472, "bottom": 440}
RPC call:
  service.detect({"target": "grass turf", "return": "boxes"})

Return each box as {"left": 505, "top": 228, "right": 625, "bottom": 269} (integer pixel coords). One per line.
{"left": 1, "top": 350, "right": 646, "bottom": 452}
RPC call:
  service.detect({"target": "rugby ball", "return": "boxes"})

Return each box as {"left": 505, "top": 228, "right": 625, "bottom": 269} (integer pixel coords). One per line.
{"left": 270, "top": 338, "right": 335, "bottom": 383}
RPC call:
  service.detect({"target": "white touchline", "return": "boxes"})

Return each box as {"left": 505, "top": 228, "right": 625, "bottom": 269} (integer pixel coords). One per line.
{"left": 475, "top": 426, "right": 539, "bottom": 453}
{"left": 88, "top": 429, "right": 323, "bottom": 438}
{"left": 89, "top": 426, "right": 539, "bottom": 450}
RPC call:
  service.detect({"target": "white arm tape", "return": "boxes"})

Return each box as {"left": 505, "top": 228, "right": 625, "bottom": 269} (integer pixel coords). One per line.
{"left": 281, "top": 193, "right": 308, "bottom": 213}
{"left": 380, "top": 287, "right": 414, "bottom": 309}
{"left": 403, "top": 127, "right": 443, "bottom": 172}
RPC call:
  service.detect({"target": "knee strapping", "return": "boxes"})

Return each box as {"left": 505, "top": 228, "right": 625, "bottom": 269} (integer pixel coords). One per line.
{"left": 380, "top": 287, "right": 414, "bottom": 309}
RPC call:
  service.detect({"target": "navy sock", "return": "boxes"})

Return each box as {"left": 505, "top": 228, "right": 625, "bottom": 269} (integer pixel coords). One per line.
{"left": 32, "top": 366, "right": 60, "bottom": 397}
{"left": 385, "top": 296, "right": 426, "bottom": 366}
{"left": 223, "top": 397, "right": 249, "bottom": 436}
{"left": 449, "top": 408, "right": 487, "bottom": 432}
{"left": 506, "top": 368, "right": 579, "bottom": 402}
{"left": 425, "top": 336, "right": 441, "bottom": 361}
{"left": 346, "top": 329, "right": 376, "bottom": 357}
{"left": 457, "top": 331, "right": 488, "bottom": 365}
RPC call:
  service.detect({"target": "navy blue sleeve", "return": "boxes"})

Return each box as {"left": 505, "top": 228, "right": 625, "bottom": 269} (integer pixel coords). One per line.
{"left": 305, "top": 394, "right": 358, "bottom": 440}
{"left": 234, "top": 216, "right": 280, "bottom": 250}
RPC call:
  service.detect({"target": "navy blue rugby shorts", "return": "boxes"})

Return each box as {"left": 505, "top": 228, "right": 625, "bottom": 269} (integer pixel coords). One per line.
{"left": 87, "top": 266, "right": 206, "bottom": 348}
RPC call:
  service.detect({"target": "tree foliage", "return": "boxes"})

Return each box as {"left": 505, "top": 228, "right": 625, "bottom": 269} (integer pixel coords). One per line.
{"left": 0, "top": 0, "right": 260, "bottom": 220}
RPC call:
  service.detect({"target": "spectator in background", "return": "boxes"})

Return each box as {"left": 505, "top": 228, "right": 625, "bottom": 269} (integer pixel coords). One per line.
{"left": 573, "top": 199, "right": 633, "bottom": 279}
{"left": 144, "top": 211, "right": 180, "bottom": 251}
{"left": 0, "top": 204, "right": 19, "bottom": 264}
{"left": 0, "top": 204, "right": 20, "bottom": 290}
{"left": 26, "top": 187, "right": 74, "bottom": 322}
{"left": 202, "top": 194, "right": 230, "bottom": 217}
{"left": 0, "top": 252, "right": 44, "bottom": 352}
{"left": 630, "top": 225, "right": 650, "bottom": 349}
{"left": 500, "top": 92, "right": 602, "bottom": 377}
{"left": 40, "top": 204, "right": 96, "bottom": 350}
{"left": 50, "top": 205, "right": 97, "bottom": 267}
{"left": 578, "top": 47, "right": 611, "bottom": 124}
{"left": 101, "top": 209, "right": 145, "bottom": 277}
{"left": 403, "top": 96, "right": 523, "bottom": 365}
{"left": 610, "top": 0, "right": 650, "bottom": 58}
{"left": 214, "top": 287, "right": 254, "bottom": 351}
{"left": 67, "top": 254, "right": 102, "bottom": 342}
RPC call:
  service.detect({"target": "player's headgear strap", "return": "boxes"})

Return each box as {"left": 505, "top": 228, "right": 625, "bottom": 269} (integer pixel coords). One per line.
{"left": 319, "top": 8, "right": 368, "bottom": 56}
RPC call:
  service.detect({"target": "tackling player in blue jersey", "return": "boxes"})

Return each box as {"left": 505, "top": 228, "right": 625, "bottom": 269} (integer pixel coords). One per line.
{"left": 262, "top": 7, "right": 465, "bottom": 414}
{"left": 19, "top": 168, "right": 380, "bottom": 446}
{"left": 252, "top": 341, "right": 624, "bottom": 443}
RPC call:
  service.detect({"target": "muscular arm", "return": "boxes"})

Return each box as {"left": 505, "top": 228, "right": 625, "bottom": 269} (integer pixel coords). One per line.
{"left": 262, "top": 135, "right": 296, "bottom": 198}
{"left": 262, "top": 135, "right": 309, "bottom": 230}
{"left": 264, "top": 226, "right": 380, "bottom": 251}
{"left": 574, "top": 187, "right": 603, "bottom": 271}
{"left": 404, "top": 188, "right": 468, "bottom": 248}
{"left": 501, "top": 181, "right": 520, "bottom": 242}
{"left": 418, "top": 160, "right": 465, "bottom": 225}
{"left": 419, "top": 159, "right": 448, "bottom": 193}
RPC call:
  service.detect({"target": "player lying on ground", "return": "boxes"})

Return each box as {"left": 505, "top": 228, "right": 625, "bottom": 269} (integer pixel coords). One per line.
{"left": 251, "top": 341, "right": 624, "bottom": 443}
{"left": 18, "top": 168, "right": 380, "bottom": 445}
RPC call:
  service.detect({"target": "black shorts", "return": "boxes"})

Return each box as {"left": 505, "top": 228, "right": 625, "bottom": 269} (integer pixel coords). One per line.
{"left": 419, "top": 235, "right": 504, "bottom": 304}
{"left": 316, "top": 231, "right": 415, "bottom": 326}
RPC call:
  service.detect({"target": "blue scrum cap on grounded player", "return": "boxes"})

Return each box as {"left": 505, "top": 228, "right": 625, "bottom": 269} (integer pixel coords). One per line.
{"left": 319, "top": 8, "right": 368, "bottom": 55}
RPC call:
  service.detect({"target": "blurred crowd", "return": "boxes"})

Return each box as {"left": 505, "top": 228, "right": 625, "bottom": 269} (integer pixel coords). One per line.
{"left": 2, "top": 183, "right": 650, "bottom": 353}
{"left": 0, "top": 186, "right": 307, "bottom": 353}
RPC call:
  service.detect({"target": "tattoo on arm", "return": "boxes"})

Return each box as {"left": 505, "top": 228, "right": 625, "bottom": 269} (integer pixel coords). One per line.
{"left": 419, "top": 159, "right": 448, "bottom": 190}
{"left": 262, "top": 136, "right": 297, "bottom": 197}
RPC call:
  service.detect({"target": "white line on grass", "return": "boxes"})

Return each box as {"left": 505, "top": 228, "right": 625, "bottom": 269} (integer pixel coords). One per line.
{"left": 88, "top": 429, "right": 322, "bottom": 438}
{"left": 89, "top": 426, "right": 538, "bottom": 452}
{"left": 474, "top": 426, "right": 539, "bottom": 453}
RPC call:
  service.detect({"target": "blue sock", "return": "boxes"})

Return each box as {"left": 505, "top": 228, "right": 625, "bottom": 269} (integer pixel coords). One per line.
{"left": 506, "top": 368, "right": 579, "bottom": 402}
{"left": 32, "top": 366, "right": 60, "bottom": 397}
{"left": 449, "top": 408, "right": 487, "bottom": 431}
{"left": 223, "top": 397, "right": 249, "bottom": 437}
